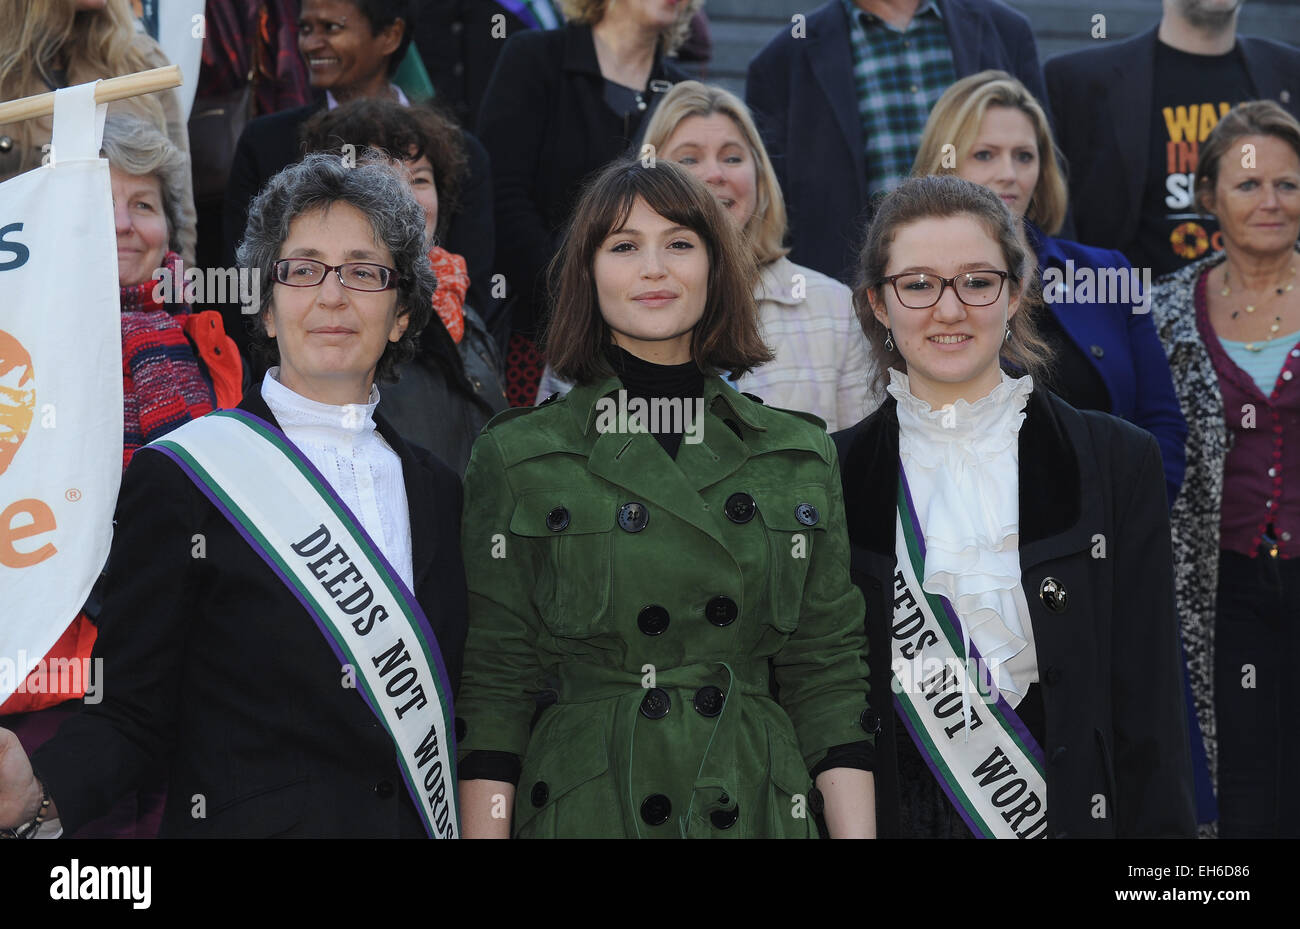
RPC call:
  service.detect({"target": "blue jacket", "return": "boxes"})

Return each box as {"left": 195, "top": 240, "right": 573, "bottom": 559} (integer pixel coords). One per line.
{"left": 1028, "top": 223, "right": 1187, "bottom": 506}
{"left": 745, "top": 0, "right": 1050, "bottom": 283}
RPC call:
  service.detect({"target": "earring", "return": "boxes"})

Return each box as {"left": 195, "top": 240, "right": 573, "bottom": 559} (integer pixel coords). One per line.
{"left": 884, "top": 329, "right": 896, "bottom": 352}
{"left": 1004, "top": 326, "right": 1013, "bottom": 343}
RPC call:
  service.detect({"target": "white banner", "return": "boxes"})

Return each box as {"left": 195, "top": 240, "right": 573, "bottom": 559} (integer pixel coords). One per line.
{"left": 0, "top": 83, "right": 122, "bottom": 703}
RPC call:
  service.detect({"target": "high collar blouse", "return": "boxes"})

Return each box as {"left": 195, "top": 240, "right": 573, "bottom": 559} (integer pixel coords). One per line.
{"left": 887, "top": 368, "right": 1039, "bottom": 705}
{"left": 261, "top": 369, "right": 414, "bottom": 589}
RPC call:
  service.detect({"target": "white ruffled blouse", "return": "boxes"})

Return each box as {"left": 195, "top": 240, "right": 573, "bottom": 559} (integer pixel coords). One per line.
{"left": 888, "top": 368, "right": 1039, "bottom": 707}
{"left": 261, "top": 369, "right": 414, "bottom": 590}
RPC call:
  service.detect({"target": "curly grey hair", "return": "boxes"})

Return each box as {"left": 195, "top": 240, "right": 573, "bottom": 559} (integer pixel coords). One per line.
{"left": 236, "top": 151, "right": 436, "bottom": 383}
{"left": 100, "top": 113, "right": 188, "bottom": 256}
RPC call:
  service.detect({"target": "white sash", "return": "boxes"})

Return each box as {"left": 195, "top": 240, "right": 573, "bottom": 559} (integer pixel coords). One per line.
{"left": 150, "top": 410, "right": 459, "bottom": 838}
{"left": 892, "top": 472, "right": 1048, "bottom": 839}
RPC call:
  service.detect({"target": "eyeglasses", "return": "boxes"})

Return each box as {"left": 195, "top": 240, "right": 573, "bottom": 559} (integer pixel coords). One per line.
{"left": 880, "top": 270, "right": 1009, "bottom": 309}
{"left": 273, "top": 258, "right": 398, "bottom": 292}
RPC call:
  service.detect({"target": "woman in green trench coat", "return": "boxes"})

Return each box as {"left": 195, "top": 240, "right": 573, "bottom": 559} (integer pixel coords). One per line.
{"left": 455, "top": 160, "right": 876, "bottom": 838}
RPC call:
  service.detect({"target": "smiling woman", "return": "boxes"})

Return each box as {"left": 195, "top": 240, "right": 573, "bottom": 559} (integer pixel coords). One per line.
{"left": 455, "top": 159, "right": 877, "bottom": 839}
{"left": 834, "top": 174, "right": 1195, "bottom": 838}
{"left": 0, "top": 154, "right": 468, "bottom": 839}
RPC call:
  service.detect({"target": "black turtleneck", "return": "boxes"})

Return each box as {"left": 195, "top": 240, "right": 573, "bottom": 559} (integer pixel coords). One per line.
{"left": 605, "top": 344, "right": 706, "bottom": 460}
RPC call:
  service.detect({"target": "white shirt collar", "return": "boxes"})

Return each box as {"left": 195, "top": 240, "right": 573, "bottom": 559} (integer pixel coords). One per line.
{"left": 261, "top": 367, "right": 380, "bottom": 436}
{"left": 887, "top": 367, "right": 1033, "bottom": 448}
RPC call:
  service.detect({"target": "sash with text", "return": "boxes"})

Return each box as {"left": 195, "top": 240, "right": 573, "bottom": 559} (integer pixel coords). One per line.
{"left": 891, "top": 466, "right": 1048, "bottom": 839}
{"left": 150, "top": 410, "right": 459, "bottom": 838}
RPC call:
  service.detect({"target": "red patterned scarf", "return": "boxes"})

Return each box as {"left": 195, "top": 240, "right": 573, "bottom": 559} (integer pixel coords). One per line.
{"left": 119, "top": 252, "right": 216, "bottom": 470}
{"left": 430, "top": 246, "right": 469, "bottom": 344}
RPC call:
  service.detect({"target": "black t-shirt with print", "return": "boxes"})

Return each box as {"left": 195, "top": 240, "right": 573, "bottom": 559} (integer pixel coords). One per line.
{"left": 1130, "top": 40, "right": 1255, "bottom": 277}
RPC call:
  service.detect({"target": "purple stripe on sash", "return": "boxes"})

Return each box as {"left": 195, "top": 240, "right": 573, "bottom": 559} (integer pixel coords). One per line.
{"left": 149, "top": 444, "right": 408, "bottom": 783}
{"left": 222, "top": 409, "right": 457, "bottom": 721}
{"left": 891, "top": 692, "right": 992, "bottom": 838}
{"left": 896, "top": 464, "right": 1048, "bottom": 767}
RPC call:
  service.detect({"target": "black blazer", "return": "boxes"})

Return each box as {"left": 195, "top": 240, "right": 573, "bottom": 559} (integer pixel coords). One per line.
{"left": 745, "top": 0, "right": 1051, "bottom": 284}
{"left": 33, "top": 390, "right": 468, "bottom": 838}
{"left": 832, "top": 386, "right": 1195, "bottom": 838}
{"left": 1045, "top": 25, "right": 1300, "bottom": 257}
{"left": 220, "top": 100, "right": 500, "bottom": 339}
{"left": 476, "top": 24, "right": 687, "bottom": 336}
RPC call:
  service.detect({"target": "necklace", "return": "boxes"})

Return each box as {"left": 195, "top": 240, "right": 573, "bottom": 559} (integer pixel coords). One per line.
{"left": 1222, "top": 262, "right": 1297, "bottom": 352}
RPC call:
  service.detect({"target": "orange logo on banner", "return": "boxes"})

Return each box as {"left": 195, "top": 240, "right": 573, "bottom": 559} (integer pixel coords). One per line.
{"left": 0, "top": 328, "right": 57, "bottom": 568}
{"left": 0, "top": 328, "right": 35, "bottom": 474}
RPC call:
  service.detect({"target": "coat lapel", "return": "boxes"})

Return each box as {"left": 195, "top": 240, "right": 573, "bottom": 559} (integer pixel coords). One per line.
{"left": 1108, "top": 27, "right": 1156, "bottom": 231}
{"left": 375, "top": 415, "right": 441, "bottom": 590}
{"left": 836, "top": 396, "right": 899, "bottom": 559}
{"left": 581, "top": 379, "right": 757, "bottom": 550}
{"left": 1016, "top": 386, "right": 1091, "bottom": 569}
{"left": 808, "top": 1, "right": 866, "bottom": 204}
{"left": 940, "top": 0, "right": 982, "bottom": 76}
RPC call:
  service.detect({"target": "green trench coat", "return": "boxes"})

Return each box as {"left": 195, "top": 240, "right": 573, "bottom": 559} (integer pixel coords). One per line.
{"left": 456, "top": 375, "right": 873, "bottom": 838}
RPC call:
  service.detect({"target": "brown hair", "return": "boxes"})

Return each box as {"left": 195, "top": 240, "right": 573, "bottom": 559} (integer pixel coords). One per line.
{"left": 300, "top": 99, "right": 469, "bottom": 240}
{"left": 911, "top": 70, "right": 1069, "bottom": 236}
{"left": 641, "top": 80, "right": 790, "bottom": 265}
{"left": 852, "top": 174, "right": 1051, "bottom": 394}
{"left": 558, "top": 0, "right": 702, "bottom": 56}
{"left": 1195, "top": 99, "right": 1300, "bottom": 215}
{"left": 545, "top": 158, "right": 772, "bottom": 385}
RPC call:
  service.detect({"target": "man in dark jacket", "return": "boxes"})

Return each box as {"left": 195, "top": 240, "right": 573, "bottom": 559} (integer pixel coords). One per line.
{"left": 745, "top": 0, "right": 1050, "bottom": 284}
{"left": 1046, "top": 0, "right": 1300, "bottom": 276}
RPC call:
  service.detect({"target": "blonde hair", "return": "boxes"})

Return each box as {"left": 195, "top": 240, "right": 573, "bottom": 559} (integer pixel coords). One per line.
{"left": 642, "top": 80, "right": 790, "bottom": 265}
{"left": 0, "top": 0, "right": 164, "bottom": 171}
{"left": 558, "top": 0, "right": 703, "bottom": 56}
{"left": 911, "top": 70, "right": 1068, "bottom": 236}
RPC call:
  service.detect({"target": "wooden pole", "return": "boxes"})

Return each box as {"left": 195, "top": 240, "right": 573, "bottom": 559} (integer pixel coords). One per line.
{"left": 0, "top": 66, "right": 182, "bottom": 125}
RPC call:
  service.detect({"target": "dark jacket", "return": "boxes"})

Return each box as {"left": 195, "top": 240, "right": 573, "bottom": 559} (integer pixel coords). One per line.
{"left": 1027, "top": 222, "right": 1187, "bottom": 506}
{"left": 221, "top": 100, "right": 499, "bottom": 342}
{"left": 476, "top": 24, "right": 688, "bottom": 336}
{"left": 1044, "top": 25, "right": 1300, "bottom": 258}
{"left": 745, "top": 0, "right": 1050, "bottom": 284}
{"left": 381, "top": 304, "right": 504, "bottom": 477}
{"left": 832, "top": 385, "right": 1196, "bottom": 838}
{"left": 33, "top": 389, "right": 468, "bottom": 838}
{"left": 413, "top": 0, "right": 533, "bottom": 133}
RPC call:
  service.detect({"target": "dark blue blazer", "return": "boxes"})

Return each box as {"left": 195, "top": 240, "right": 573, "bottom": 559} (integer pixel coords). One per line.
{"left": 745, "top": 0, "right": 1050, "bottom": 283}
{"left": 1028, "top": 223, "right": 1187, "bottom": 506}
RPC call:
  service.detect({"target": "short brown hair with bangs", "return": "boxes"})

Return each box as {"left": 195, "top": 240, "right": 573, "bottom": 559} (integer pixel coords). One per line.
{"left": 545, "top": 159, "right": 772, "bottom": 385}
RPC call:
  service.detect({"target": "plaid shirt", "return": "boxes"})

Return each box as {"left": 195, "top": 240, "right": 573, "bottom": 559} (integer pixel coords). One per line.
{"left": 841, "top": 0, "right": 956, "bottom": 196}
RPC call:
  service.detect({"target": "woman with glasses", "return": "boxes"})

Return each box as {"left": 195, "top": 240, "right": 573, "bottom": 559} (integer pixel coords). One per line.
{"left": 0, "top": 153, "right": 468, "bottom": 839}
{"left": 912, "top": 70, "right": 1186, "bottom": 507}
{"left": 833, "top": 174, "right": 1195, "bottom": 838}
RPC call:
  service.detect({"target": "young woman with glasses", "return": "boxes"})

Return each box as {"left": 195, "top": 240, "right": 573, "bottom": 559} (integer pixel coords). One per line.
{"left": 831, "top": 174, "right": 1196, "bottom": 838}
